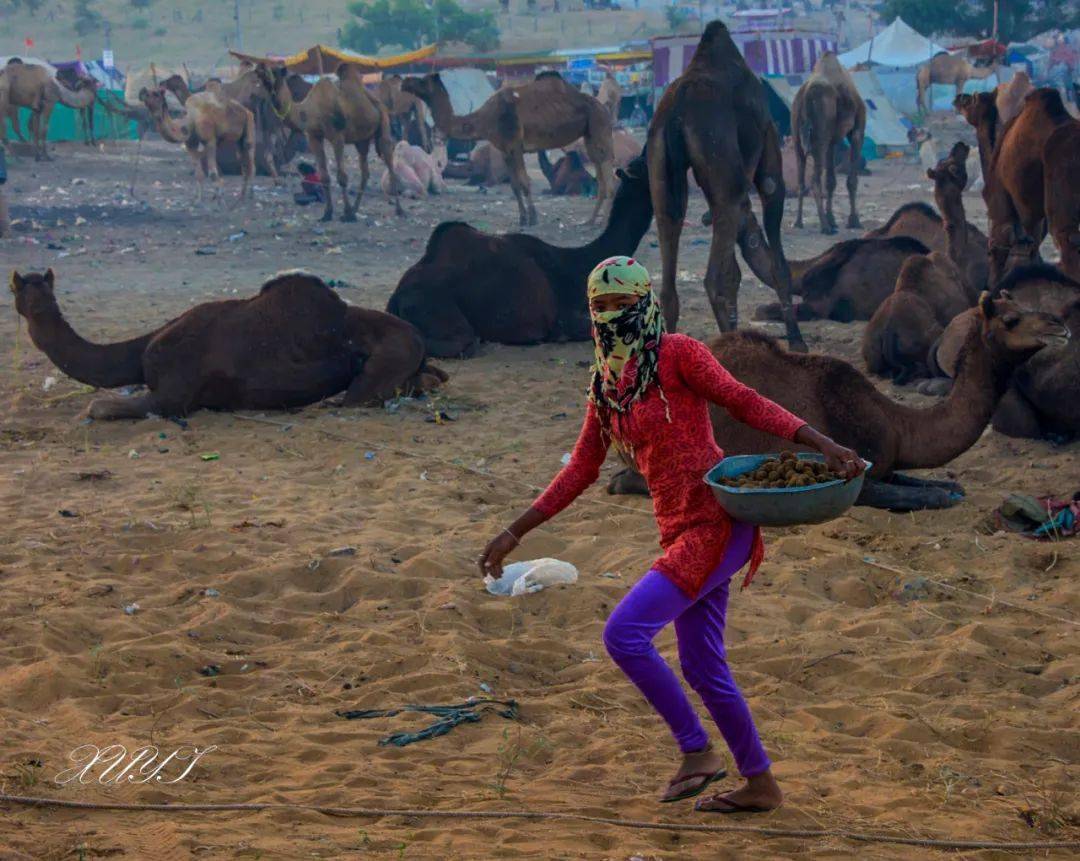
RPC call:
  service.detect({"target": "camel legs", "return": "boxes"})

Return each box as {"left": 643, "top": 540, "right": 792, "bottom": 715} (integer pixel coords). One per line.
{"left": 794, "top": 134, "right": 808, "bottom": 229}
{"left": 351, "top": 139, "right": 371, "bottom": 219}
{"left": 307, "top": 135, "right": 335, "bottom": 222}
{"left": 504, "top": 145, "right": 537, "bottom": 227}
{"left": 185, "top": 143, "right": 206, "bottom": 206}
{"left": 824, "top": 141, "right": 839, "bottom": 233}
{"left": 583, "top": 132, "right": 615, "bottom": 225}
{"left": 84, "top": 392, "right": 167, "bottom": 421}
{"left": 809, "top": 137, "right": 835, "bottom": 235}
{"left": 856, "top": 474, "right": 965, "bottom": 511}
{"left": 702, "top": 207, "right": 742, "bottom": 332}
{"left": 341, "top": 340, "right": 423, "bottom": 407}
{"left": 331, "top": 137, "right": 355, "bottom": 223}
{"left": 374, "top": 126, "right": 405, "bottom": 217}
{"left": 202, "top": 137, "right": 225, "bottom": 206}
{"left": 845, "top": 130, "right": 863, "bottom": 229}
{"left": 755, "top": 135, "right": 807, "bottom": 352}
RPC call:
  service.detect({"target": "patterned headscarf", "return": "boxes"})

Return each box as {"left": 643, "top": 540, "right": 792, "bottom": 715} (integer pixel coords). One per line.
{"left": 586, "top": 256, "right": 667, "bottom": 421}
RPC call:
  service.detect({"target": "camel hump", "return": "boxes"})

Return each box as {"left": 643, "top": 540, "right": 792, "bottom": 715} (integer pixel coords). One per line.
{"left": 1027, "top": 87, "right": 1070, "bottom": 120}
{"left": 995, "top": 262, "right": 1080, "bottom": 297}
{"left": 801, "top": 237, "right": 929, "bottom": 299}
{"left": 258, "top": 269, "right": 337, "bottom": 299}
{"left": 533, "top": 70, "right": 565, "bottom": 84}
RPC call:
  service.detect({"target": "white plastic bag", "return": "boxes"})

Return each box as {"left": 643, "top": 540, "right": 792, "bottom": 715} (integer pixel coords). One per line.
{"left": 484, "top": 558, "right": 579, "bottom": 596}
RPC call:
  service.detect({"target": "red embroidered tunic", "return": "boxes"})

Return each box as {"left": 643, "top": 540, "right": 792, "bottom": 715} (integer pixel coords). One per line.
{"left": 533, "top": 334, "right": 806, "bottom": 597}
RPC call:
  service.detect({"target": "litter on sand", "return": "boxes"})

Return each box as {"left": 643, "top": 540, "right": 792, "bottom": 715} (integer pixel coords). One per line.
{"left": 336, "top": 698, "right": 519, "bottom": 747}
{"left": 993, "top": 492, "right": 1080, "bottom": 539}
{"left": 485, "top": 558, "right": 579, "bottom": 596}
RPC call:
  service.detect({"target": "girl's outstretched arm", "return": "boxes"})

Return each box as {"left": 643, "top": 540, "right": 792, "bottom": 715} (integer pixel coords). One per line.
{"left": 478, "top": 402, "right": 610, "bottom": 577}
{"left": 479, "top": 397, "right": 609, "bottom": 574}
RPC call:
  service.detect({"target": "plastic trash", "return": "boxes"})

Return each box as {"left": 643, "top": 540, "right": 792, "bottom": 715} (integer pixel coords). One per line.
{"left": 485, "top": 558, "right": 579, "bottom": 596}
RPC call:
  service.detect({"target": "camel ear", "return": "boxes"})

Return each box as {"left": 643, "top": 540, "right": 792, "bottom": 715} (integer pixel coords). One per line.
{"left": 9, "top": 270, "right": 22, "bottom": 294}
{"left": 615, "top": 167, "right": 628, "bottom": 181}
{"left": 978, "top": 291, "right": 995, "bottom": 319}
{"left": 926, "top": 168, "right": 937, "bottom": 181}
{"left": 138, "top": 87, "right": 148, "bottom": 100}
{"left": 44, "top": 268, "right": 55, "bottom": 287}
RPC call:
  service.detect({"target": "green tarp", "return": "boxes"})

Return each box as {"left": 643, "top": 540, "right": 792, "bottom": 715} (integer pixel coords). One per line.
{"left": 6, "top": 89, "right": 137, "bottom": 142}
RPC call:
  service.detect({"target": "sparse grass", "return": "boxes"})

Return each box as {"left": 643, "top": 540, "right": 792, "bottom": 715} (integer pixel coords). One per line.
{"left": 490, "top": 726, "right": 551, "bottom": 798}
{"left": 172, "top": 481, "right": 212, "bottom": 528}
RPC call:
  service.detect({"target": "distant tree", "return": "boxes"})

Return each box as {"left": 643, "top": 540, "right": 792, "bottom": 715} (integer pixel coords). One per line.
{"left": 664, "top": 4, "right": 690, "bottom": 30}
{"left": 74, "top": 0, "right": 105, "bottom": 35}
{"left": 130, "top": 0, "right": 155, "bottom": 9}
{"left": 878, "top": 0, "right": 1080, "bottom": 43}
{"left": 342, "top": 0, "right": 499, "bottom": 54}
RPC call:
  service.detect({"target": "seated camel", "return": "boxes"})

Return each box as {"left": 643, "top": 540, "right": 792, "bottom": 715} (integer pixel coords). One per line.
{"left": 441, "top": 142, "right": 510, "bottom": 187}
{"left": 386, "top": 155, "right": 652, "bottom": 357}
{"left": 380, "top": 139, "right": 448, "bottom": 199}
{"left": 609, "top": 295, "right": 1068, "bottom": 511}
{"left": 538, "top": 149, "right": 596, "bottom": 196}
{"left": 754, "top": 235, "right": 930, "bottom": 323}
{"left": 926, "top": 263, "right": 1080, "bottom": 441}
{"left": 10, "top": 269, "right": 447, "bottom": 420}
{"left": 861, "top": 252, "right": 973, "bottom": 383}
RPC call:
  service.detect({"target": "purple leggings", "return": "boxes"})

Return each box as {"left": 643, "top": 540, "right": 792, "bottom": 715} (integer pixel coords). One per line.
{"left": 602, "top": 521, "right": 770, "bottom": 777}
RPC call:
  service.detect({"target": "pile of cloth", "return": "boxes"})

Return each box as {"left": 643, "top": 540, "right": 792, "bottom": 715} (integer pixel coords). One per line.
{"left": 993, "top": 492, "right": 1080, "bottom": 539}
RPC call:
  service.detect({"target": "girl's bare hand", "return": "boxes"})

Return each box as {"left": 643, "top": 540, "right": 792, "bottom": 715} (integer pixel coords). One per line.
{"left": 477, "top": 532, "right": 518, "bottom": 579}
{"left": 817, "top": 439, "right": 866, "bottom": 480}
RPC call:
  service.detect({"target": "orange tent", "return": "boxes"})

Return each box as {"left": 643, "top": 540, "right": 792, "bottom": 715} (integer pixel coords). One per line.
{"left": 230, "top": 44, "right": 437, "bottom": 75}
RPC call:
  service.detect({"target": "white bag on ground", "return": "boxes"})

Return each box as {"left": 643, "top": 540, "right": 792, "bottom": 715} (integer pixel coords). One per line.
{"left": 485, "top": 558, "right": 579, "bottom": 596}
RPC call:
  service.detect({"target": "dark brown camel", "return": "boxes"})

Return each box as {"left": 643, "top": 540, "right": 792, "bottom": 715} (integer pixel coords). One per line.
{"left": 538, "top": 149, "right": 597, "bottom": 196}
{"left": 10, "top": 269, "right": 446, "bottom": 420}
{"left": 402, "top": 71, "right": 614, "bottom": 227}
{"left": 753, "top": 235, "right": 930, "bottom": 323}
{"left": 647, "top": 21, "right": 804, "bottom": 351}
{"left": 967, "top": 89, "right": 1077, "bottom": 283}
{"left": 926, "top": 264, "right": 1079, "bottom": 440}
{"left": 1043, "top": 122, "right": 1080, "bottom": 280}
{"left": 609, "top": 295, "right": 1068, "bottom": 511}
{"left": 386, "top": 155, "right": 652, "bottom": 358}
{"left": 792, "top": 52, "right": 866, "bottom": 234}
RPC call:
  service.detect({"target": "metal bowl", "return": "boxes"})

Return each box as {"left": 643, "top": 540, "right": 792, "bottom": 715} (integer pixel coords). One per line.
{"left": 704, "top": 453, "right": 869, "bottom": 527}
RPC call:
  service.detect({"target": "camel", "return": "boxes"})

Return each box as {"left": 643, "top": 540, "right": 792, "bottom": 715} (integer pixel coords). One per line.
{"left": 140, "top": 87, "right": 255, "bottom": 205}
{"left": 564, "top": 127, "right": 641, "bottom": 171}
{"left": 538, "top": 149, "right": 596, "bottom": 196}
{"left": 792, "top": 53, "right": 867, "bottom": 234}
{"left": 446, "top": 141, "right": 510, "bottom": 186}
{"left": 377, "top": 74, "right": 431, "bottom": 152}
{"left": 861, "top": 252, "right": 971, "bottom": 383}
{"left": 10, "top": 269, "right": 447, "bottom": 420}
{"left": 954, "top": 91, "right": 1000, "bottom": 182}
{"left": 597, "top": 72, "right": 621, "bottom": 120}
{"left": 0, "top": 63, "right": 98, "bottom": 160}
{"left": 917, "top": 53, "right": 997, "bottom": 113}
{"left": 996, "top": 70, "right": 1035, "bottom": 124}
{"left": 256, "top": 63, "right": 402, "bottom": 222}
{"left": 865, "top": 143, "right": 988, "bottom": 295}
{"left": 647, "top": 21, "right": 804, "bottom": 351}
{"left": 380, "top": 139, "right": 447, "bottom": 199}
{"left": 402, "top": 71, "right": 615, "bottom": 227}
{"left": 386, "top": 155, "right": 652, "bottom": 358}
{"left": 161, "top": 71, "right": 298, "bottom": 181}
{"left": 926, "top": 266, "right": 1079, "bottom": 442}
{"left": 609, "top": 294, "right": 1068, "bottom": 511}
{"left": 753, "top": 235, "right": 930, "bottom": 324}
{"left": 964, "top": 88, "right": 1078, "bottom": 283}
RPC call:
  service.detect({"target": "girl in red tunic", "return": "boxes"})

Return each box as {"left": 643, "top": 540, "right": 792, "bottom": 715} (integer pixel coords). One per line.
{"left": 479, "top": 256, "right": 864, "bottom": 813}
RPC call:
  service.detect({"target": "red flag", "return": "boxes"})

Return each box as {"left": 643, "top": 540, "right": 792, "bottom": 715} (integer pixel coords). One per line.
{"left": 24, "top": 37, "right": 34, "bottom": 50}
{"left": 76, "top": 45, "right": 83, "bottom": 60}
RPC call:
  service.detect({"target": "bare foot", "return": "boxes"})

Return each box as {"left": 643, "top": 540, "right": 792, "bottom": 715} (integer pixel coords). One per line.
{"left": 695, "top": 768, "right": 783, "bottom": 813}
{"left": 660, "top": 744, "right": 727, "bottom": 802}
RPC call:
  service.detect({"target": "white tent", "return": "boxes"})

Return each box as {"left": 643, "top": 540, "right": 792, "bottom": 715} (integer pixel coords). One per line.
{"left": 436, "top": 68, "right": 495, "bottom": 116}
{"left": 838, "top": 18, "right": 948, "bottom": 68}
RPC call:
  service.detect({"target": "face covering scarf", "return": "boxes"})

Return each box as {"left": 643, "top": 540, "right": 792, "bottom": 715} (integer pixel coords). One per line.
{"left": 586, "top": 256, "right": 668, "bottom": 427}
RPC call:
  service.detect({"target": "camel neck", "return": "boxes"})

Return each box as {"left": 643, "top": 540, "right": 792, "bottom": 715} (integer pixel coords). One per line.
{"left": 154, "top": 110, "right": 189, "bottom": 144}
{"left": 425, "top": 87, "right": 475, "bottom": 139}
{"left": 570, "top": 188, "right": 654, "bottom": 281}
{"left": 22, "top": 301, "right": 151, "bottom": 389}
{"left": 936, "top": 190, "right": 969, "bottom": 267}
{"left": 892, "top": 325, "right": 1010, "bottom": 470}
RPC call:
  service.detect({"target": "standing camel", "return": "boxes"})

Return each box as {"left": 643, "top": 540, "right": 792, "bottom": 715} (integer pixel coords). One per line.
{"left": 0, "top": 63, "right": 98, "bottom": 160}
{"left": 597, "top": 72, "right": 622, "bottom": 121}
{"left": 377, "top": 75, "right": 431, "bottom": 152}
{"left": 403, "top": 71, "right": 615, "bottom": 227}
{"left": 917, "top": 53, "right": 998, "bottom": 112}
{"left": 792, "top": 52, "right": 867, "bottom": 234}
{"left": 256, "top": 63, "right": 402, "bottom": 222}
{"left": 140, "top": 87, "right": 255, "bottom": 204}
{"left": 56, "top": 67, "right": 98, "bottom": 145}
{"left": 646, "top": 21, "right": 806, "bottom": 351}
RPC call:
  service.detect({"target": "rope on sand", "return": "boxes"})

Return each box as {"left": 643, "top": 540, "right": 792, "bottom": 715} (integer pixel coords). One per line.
{"left": 1, "top": 794, "right": 1077, "bottom": 852}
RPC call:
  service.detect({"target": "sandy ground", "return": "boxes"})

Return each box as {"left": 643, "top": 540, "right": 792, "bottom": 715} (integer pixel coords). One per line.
{"left": 0, "top": 137, "right": 1077, "bottom": 860}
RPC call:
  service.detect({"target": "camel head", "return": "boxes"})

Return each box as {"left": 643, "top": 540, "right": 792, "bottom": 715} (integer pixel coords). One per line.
{"left": 9, "top": 269, "right": 58, "bottom": 320}
{"left": 138, "top": 86, "right": 169, "bottom": 118}
{"left": 979, "top": 291, "right": 1070, "bottom": 366}
{"left": 400, "top": 73, "right": 444, "bottom": 105}
{"left": 953, "top": 91, "right": 995, "bottom": 127}
{"left": 927, "top": 141, "right": 969, "bottom": 190}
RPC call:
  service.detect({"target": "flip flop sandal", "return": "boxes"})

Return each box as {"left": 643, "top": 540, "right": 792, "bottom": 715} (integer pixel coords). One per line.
{"left": 694, "top": 794, "right": 774, "bottom": 814}
{"left": 659, "top": 768, "right": 727, "bottom": 804}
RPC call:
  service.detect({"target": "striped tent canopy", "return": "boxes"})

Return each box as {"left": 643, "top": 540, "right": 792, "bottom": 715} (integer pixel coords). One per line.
{"left": 652, "top": 29, "right": 837, "bottom": 89}
{"left": 229, "top": 44, "right": 437, "bottom": 75}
